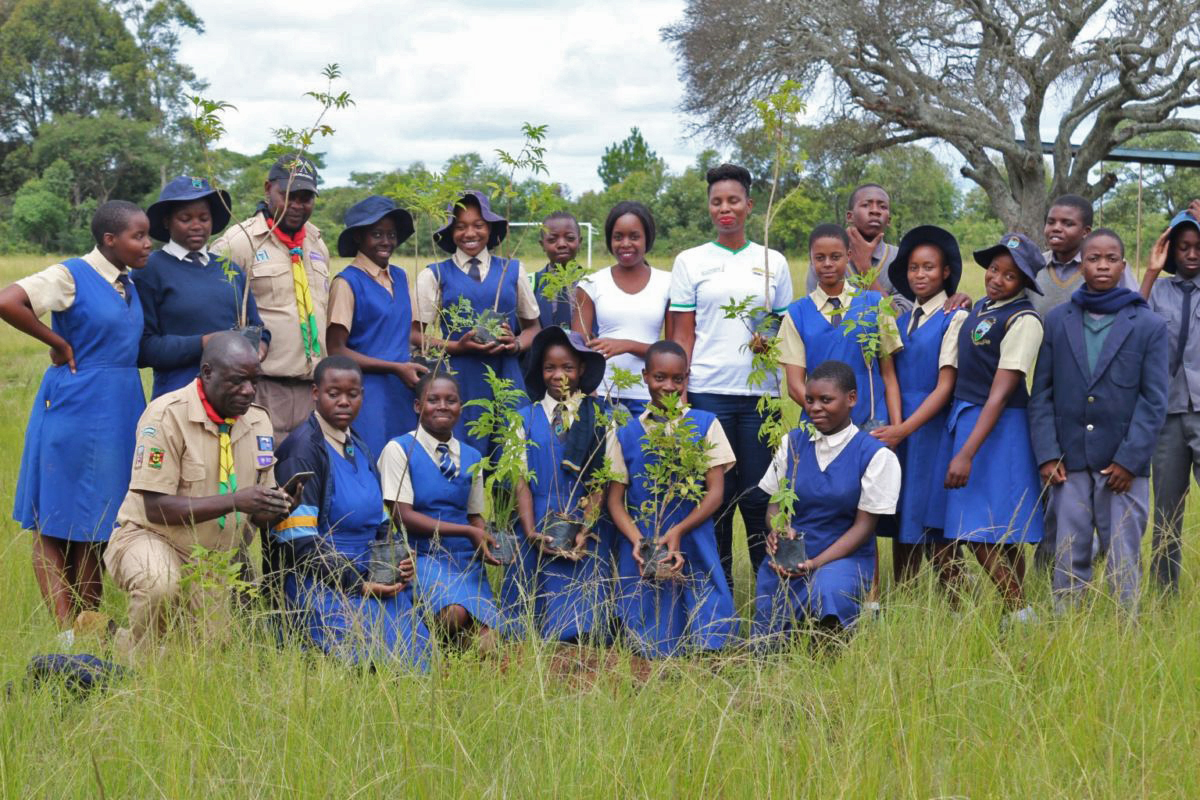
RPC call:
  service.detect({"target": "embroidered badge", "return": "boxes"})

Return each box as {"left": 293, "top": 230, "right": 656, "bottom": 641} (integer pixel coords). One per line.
{"left": 148, "top": 448, "right": 165, "bottom": 470}
{"left": 191, "top": 177, "right": 204, "bottom": 188}
{"left": 257, "top": 455, "right": 274, "bottom": 467}
{"left": 972, "top": 318, "right": 995, "bottom": 343}
{"left": 134, "top": 445, "right": 144, "bottom": 468}
{"left": 1006, "top": 236, "right": 1020, "bottom": 249}
{"left": 257, "top": 435, "right": 274, "bottom": 451}
{"left": 254, "top": 249, "right": 269, "bottom": 263}
{"left": 141, "top": 426, "right": 157, "bottom": 438}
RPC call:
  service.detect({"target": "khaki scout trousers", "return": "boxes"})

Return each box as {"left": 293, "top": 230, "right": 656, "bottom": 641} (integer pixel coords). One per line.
{"left": 257, "top": 376, "right": 315, "bottom": 443}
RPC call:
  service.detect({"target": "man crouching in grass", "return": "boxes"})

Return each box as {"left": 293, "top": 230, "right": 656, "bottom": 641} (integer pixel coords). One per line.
{"left": 87, "top": 332, "right": 301, "bottom": 661}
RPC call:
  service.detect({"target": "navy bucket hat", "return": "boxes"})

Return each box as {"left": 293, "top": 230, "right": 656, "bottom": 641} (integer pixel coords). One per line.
{"left": 523, "top": 326, "right": 606, "bottom": 399}
{"left": 1164, "top": 210, "right": 1200, "bottom": 274}
{"left": 337, "top": 195, "right": 415, "bottom": 258}
{"left": 889, "top": 225, "right": 963, "bottom": 301}
{"left": 146, "top": 176, "right": 232, "bottom": 243}
{"left": 972, "top": 232, "right": 1045, "bottom": 295}
{"left": 433, "top": 190, "right": 508, "bottom": 255}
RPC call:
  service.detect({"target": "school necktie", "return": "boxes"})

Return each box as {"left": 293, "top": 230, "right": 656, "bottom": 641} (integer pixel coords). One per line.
{"left": 908, "top": 307, "right": 925, "bottom": 336}
{"left": 115, "top": 272, "right": 132, "bottom": 306}
{"left": 552, "top": 402, "right": 568, "bottom": 440}
{"left": 828, "top": 297, "right": 843, "bottom": 327}
{"left": 1174, "top": 281, "right": 1196, "bottom": 375}
{"left": 436, "top": 443, "right": 456, "bottom": 479}
{"left": 185, "top": 251, "right": 204, "bottom": 265}
{"left": 467, "top": 257, "right": 482, "bottom": 282}
{"left": 266, "top": 219, "right": 321, "bottom": 362}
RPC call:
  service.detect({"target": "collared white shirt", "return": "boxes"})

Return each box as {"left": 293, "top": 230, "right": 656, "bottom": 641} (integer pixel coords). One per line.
{"left": 16, "top": 248, "right": 130, "bottom": 317}
{"left": 163, "top": 239, "right": 210, "bottom": 266}
{"left": 413, "top": 246, "right": 540, "bottom": 324}
{"left": 606, "top": 407, "right": 736, "bottom": 483}
{"left": 908, "top": 290, "right": 969, "bottom": 369}
{"left": 377, "top": 425, "right": 485, "bottom": 513}
{"left": 777, "top": 285, "right": 903, "bottom": 368}
{"left": 759, "top": 423, "right": 901, "bottom": 515}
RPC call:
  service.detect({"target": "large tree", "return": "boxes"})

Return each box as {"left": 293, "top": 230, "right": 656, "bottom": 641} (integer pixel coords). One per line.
{"left": 664, "top": 1, "right": 1200, "bottom": 237}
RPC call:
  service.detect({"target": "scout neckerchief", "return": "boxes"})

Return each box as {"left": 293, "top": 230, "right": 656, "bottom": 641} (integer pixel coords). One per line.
{"left": 265, "top": 216, "right": 321, "bottom": 361}
{"left": 196, "top": 379, "right": 238, "bottom": 529}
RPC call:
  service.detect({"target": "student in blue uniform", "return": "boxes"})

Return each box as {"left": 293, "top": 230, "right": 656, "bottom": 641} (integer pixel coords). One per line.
{"left": 327, "top": 195, "right": 427, "bottom": 458}
{"left": 779, "top": 224, "right": 902, "bottom": 429}
{"left": 136, "top": 175, "right": 270, "bottom": 398}
{"left": 1031, "top": 230, "right": 1168, "bottom": 612}
{"left": 504, "top": 326, "right": 613, "bottom": 642}
{"left": 1141, "top": 211, "right": 1200, "bottom": 592}
{"left": 754, "top": 360, "right": 901, "bottom": 641}
{"left": 531, "top": 210, "right": 584, "bottom": 330}
{"left": 0, "top": 201, "right": 153, "bottom": 629}
{"left": 871, "top": 226, "right": 968, "bottom": 585}
{"left": 945, "top": 233, "right": 1046, "bottom": 622}
{"left": 411, "top": 190, "right": 541, "bottom": 455}
{"left": 378, "top": 371, "right": 508, "bottom": 650}
{"left": 272, "top": 356, "right": 432, "bottom": 667}
{"left": 606, "top": 340, "right": 738, "bottom": 658}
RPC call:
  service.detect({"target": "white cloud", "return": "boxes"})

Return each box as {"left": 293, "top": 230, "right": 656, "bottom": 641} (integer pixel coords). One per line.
{"left": 179, "top": 0, "right": 703, "bottom": 196}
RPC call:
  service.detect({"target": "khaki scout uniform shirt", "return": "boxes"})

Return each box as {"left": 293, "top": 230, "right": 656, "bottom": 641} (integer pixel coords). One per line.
{"left": 108, "top": 382, "right": 277, "bottom": 557}
{"left": 212, "top": 214, "right": 331, "bottom": 380}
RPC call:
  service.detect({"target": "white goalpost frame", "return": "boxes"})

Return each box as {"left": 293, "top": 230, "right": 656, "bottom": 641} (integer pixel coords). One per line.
{"left": 508, "top": 221, "right": 595, "bottom": 269}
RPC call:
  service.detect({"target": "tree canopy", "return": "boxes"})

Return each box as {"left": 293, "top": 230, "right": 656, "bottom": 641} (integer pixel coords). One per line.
{"left": 664, "top": 0, "right": 1200, "bottom": 238}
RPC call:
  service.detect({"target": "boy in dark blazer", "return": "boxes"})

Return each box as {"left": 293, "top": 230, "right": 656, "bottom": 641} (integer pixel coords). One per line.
{"left": 1030, "top": 229, "right": 1168, "bottom": 611}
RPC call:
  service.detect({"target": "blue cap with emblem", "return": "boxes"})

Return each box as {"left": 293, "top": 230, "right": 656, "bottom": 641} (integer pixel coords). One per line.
{"left": 1164, "top": 210, "right": 1200, "bottom": 274}
{"left": 972, "top": 232, "right": 1044, "bottom": 295}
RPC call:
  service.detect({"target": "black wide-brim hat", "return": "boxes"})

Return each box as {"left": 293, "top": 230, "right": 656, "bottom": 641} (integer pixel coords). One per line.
{"left": 336, "top": 195, "right": 416, "bottom": 258}
{"left": 973, "top": 232, "right": 1045, "bottom": 295}
{"left": 432, "top": 189, "right": 508, "bottom": 255}
{"left": 147, "top": 176, "right": 232, "bottom": 243}
{"left": 1164, "top": 210, "right": 1200, "bottom": 274}
{"left": 523, "top": 326, "right": 606, "bottom": 399}
{"left": 889, "top": 225, "right": 963, "bottom": 301}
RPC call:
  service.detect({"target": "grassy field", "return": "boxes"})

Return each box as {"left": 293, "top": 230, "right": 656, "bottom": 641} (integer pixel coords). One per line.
{"left": 0, "top": 251, "right": 1196, "bottom": 798}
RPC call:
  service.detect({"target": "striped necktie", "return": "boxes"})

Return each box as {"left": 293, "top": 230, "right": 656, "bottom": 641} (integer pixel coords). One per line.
{"left": 267, "top": 220, "right": 321, "bottom": 361}
{"left": 552, "top": 402, "right": 567, "bottom": 440}
{"left": 216, "top": 420, "right": 237, "bottom": 529}
{"left": 436, "top": 443, "right": 456, "bottom": 479}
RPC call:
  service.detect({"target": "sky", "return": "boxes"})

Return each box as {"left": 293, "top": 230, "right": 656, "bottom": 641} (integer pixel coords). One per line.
{"left": 178, "top": 0, "right": 703, "bottom": 197}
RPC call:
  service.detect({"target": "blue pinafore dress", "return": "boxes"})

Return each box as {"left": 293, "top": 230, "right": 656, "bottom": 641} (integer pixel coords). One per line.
{"left": 893, "top": 307, "right": 956, "bottom": 544}
{"left": 752, "top": 428, "right": 883, "bottom": 637}
{"left": 285, "top": 442, "right": 432, "bottom": 668}
{"left": 786, "top": 291, "right": 889, "bottom": 426}
{"left": 613, "top": 410, "right": 737, "bottom": 658}
{"left": 396, "top": 433, "right": 508, "bottom": 630}
{"left": 429, "top": 258, "right": 528, "bottom": 456}
{"left": 944, "top": 298, "right": 1044, "bottom": 544}
{"left": 14, "top": 258, "right": 145, "bottom": 542}
{"left": 337, "top": 263, "right": 417, "bottom": 457}
{"left": 499, "top": 404, "right": 613, "bottom": 642}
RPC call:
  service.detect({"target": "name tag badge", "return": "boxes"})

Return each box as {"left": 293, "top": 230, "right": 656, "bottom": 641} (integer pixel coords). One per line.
{"left": 254, "top": 249, "right": 269, "bottom": 264}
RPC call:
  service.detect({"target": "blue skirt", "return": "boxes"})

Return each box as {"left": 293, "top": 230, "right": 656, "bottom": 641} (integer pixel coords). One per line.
{"left": 14, "top": 365, "right": 144, "bottom": 542}
{"left": 944, "top": 404, "right": 1045, "bottom": 544}
{"left": 499, "top": 522, "right": 615, "bottom": 642}
{"left": 752, "top": 555, "right": 873, "bottom": 637}
{"left": 412, "top": 543, "right": 510, "bottom": 633}
{"left": 895, "top": 403, "right": 953, "bottom": 544}
{"left": 613, "top": 524, "right": 737, "bottom": 659}
{"left": 284, "top": 574, "right": 431, "bottom": 670}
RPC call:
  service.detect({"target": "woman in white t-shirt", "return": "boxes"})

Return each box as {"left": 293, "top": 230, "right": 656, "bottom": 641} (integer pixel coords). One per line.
{"left": 668, "top": 163, "right": 794, "bottom": 594}
{"left": 575, "top": 201, "right": 672, "bottom": 418}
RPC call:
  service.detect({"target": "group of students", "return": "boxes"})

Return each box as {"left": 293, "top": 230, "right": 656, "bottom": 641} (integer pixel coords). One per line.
{"left": 3, "top": 153, "right": 1198, "bottom": 667}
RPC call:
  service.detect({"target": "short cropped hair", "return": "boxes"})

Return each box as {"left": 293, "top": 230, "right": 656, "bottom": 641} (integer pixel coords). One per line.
{"left": 808, "top": 222, "right": 850, "bottom": 251}
{"left": 542, "top": 209, "right": 580, "bottom": 236}
{"left": 808, "top": 360, "right": 857, "bottom": 394}
{"left": 415, "top": 368, "right": 461, "bottom": 401}
{"left": 314, "top": 355, "right": 362, "bottom": 386}
{"left": 1049, "top": 194, "right": 1095, "bottom": 228}
{"left": 1081, "top": 227, "right": 1125, "bottom": 258}
{"left": 848, "top": 183, "right": 889, "bottom": 212}
{"left": 644, "top": 339, "right": 687, "bottom": 367}
{"left": 604, "top": 201, "right": 656, "bottom": 255}
{"left": 90, "top": 200, "right": 145, "bottom": 245}
{"left": 705, "top": 163, "right": 752, "bottom": 196}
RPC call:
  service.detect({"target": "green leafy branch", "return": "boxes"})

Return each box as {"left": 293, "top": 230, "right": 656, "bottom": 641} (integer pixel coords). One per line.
{"left": 465, "top": 367, "right": 536, "bottom": 529}
{"left": 634, "top": 392, "right": 714, "bottom": 539}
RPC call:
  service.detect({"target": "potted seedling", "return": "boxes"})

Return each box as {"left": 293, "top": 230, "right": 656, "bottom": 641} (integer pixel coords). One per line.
{"left": 464, "top": 367, "right": 535, "bottom": 565}
{"left": 626, "top": 391, "right": 715, "bottom": 581}
{"left": 841, "top": 266, "right": 895, "bottom": 433}
{"left": 366, "top": 521, "right": 413, "bottom": 585}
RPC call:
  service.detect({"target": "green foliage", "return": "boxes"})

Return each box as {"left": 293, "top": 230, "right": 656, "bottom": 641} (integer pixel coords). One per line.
{"left": 631, "top": 392, "right": 714, "bottom": 538}
{"left": 10, "top": 159, "right": 73, "bottom": 250}
{"left": 464, "top": 367, "right": 534, "bottom": 528}
{"left": 597, "top": 126, "right": 665, "bottom": 189}
{"left": 180, "top": 544, "right": 258, "bottom": 600}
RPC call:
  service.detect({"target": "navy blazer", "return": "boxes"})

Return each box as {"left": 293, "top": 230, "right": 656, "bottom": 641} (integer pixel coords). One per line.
{"left": 1029, "top": 300, "right": 1169, "bottom": 476}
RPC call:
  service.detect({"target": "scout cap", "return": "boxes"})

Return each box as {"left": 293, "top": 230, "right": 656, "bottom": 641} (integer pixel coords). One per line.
{"left": 336, "top": 195, "right": 415, "bottom": 257}
{"left": 1164, "top": 210, "right": 1200, "bottom": 274}
{"left": 889, "top": 224, "right": 962, "bottom": 301}
{"left": 972, "top": 232, "right": 1044, "bottom": 295}
{"left": 146, "top": 176, "right": 233, "bottom": 243}
{"left": 268, "top": 154, "right": 320, "bottom": 195}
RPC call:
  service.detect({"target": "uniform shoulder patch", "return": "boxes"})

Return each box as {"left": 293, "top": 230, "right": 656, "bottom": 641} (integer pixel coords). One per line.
{"left": 148, "top": 448, "right": 165, "bottom": 469}
{"left": 257, "top": 435, "right": 274, "bottom": 451}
